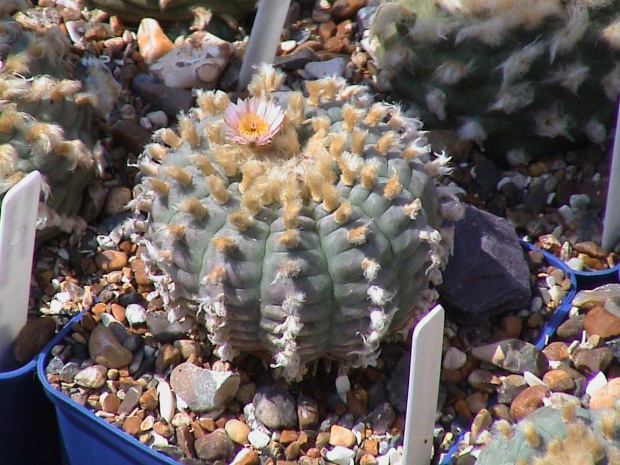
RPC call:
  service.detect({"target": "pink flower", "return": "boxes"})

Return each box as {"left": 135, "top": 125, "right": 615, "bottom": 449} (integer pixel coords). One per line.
{"left": 223, "top": 97, "right": 284, "bottom": 146}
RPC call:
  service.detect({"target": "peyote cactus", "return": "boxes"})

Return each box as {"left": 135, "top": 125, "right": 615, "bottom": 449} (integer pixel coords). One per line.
{"left": 132, "top": 65, "right": 463, "bottom": 380}
{"left": 0, "top": 5, "right": 100, "bottom": 238}
{"left": 83, "top": 0, "right": 257, "bottom": 22}
{"left": 476, "top": 404, "right": 620, "bottom": 464}
{"left": 367, "top": 0, "right": 620, "bottom": 162}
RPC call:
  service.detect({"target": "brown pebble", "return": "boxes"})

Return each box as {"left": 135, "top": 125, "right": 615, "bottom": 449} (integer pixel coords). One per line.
{"left": 323, "top": 36, "right": 344, "bottom": 53}
{"left": 139, "top": 386, "right": 158, "bottom": 410}
{"left": 542, "top": 370, "right": 575, "bottom": 392}
{"left": 318, "top": 21, "right": 336, "bottom": 41}
{"left": 224, "top": 419, "right": 250, "bottom": 445}
{"left": 110, "top": 303, "right": 126, "bottom": 323}
{"left": 500, "top": 315, "right": 522, "bottom": 339}
{"left": 347, "top": 387, "right": 368, "bottom": 417}
{"left": 131, "top": 258, "right": 151, "bottom": 286}
{"left": 95, "top": 250, "right": 128, "bottom": 271}
{"left": 590, "top": 378, "right": 620, "bottom": 409}
{"left": 331, "top": 0, "right": 365, "bottom": 21}
{"left": 584, "top": 306, "right": 620, "bottom": 338}
{"left": 91, "top": 302, "right": 107, "bottom": 315}
{"left": 155, "top": 343, "right": 181, "bottom": 373}
{"left": 453, "top": 399, "right": 472, "bottom": 420}
{"left": 470, "top": 409, "right": 492, "bottom": 442}
{"left": 573, "top": 241, "right": 608, "bottom": 259}
{"left": 362, "top": 438, "right": 379, "bottom": 456}
{"left": 329, "top": 424, "right": 356, "bottom": 448}
{"left": 177, "top": 424, "right": 195, "bottom": 459}
{"left": 571, "top": 347, "right": 614, "bottom": 375}
{"left": 284, "top": 441, "right": 301, "bottom": 461}
{"left": 542, "top": 341, "right": 570, "bottom": 362}
{"left": 510, "top": 385, "right": 549, "bottom": 421}
{"left": 234, "top": 449, "right": 260, "bottom": 465}
{"left": 279, "top": 430, "right": 299, "bottom": 444}
{"left": 122, "top": 416, "right": 142, "bottom": 436}
{"left": 360, "top": 454, "right": 379, "bottom": 465}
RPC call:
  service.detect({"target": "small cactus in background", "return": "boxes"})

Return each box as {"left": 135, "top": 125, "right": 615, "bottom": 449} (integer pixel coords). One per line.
{"left": 132, "top": 65, "right": 462, "bottom": 380}
{"left": 476, "top": 404, "right": 620, "bottom": 464}
{"left": 83, "top": 0, "right": 257, "bottom": 22}
{"left": 367, "top": 0, "right": 620, "bottom": 162}
{"left": 0, "top": 6, "right": 101, "bottom": 238}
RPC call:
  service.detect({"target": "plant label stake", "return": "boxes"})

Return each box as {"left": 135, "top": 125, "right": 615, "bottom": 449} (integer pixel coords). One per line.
{"left": 402, "top": 304, "right": 445, "bottom": 465}
{"left": 237, "top": 0, "right": 292, "bottom": 90}
{"left": 0, "top": 171, "right": 41, "bottom": 370}
{"left": 602, "top": 98, "right": 620, "bottom": 251}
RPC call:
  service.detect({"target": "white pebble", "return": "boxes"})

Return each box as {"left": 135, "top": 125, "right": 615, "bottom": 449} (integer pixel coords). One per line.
{"left": 557, "top": 205, "right": 574, "bottom": 224}
{"left": 442, "top": 347, "right": 467, "bottom": 370}
{"left": 548, "top": 285, "right": 565, "bottom": 303}
{"left": 146, "top": 110, "right": 168, "bottom": 129}
{"left": 523, "top": 371, "right": 544, "bottom": 387}
{"left": 99, "top": 313, "right": 120, "bottom": 327}
{"left": 336, "top": 374, "right": 351, "bottom": 402}
{"left": 48, "top": 299, "right": 64, "bottom": 314}
{"left": 586, "top": 371, "right": 608, "bottom": 397}
{"left": 545, "top": 276, "right": 556, "bottom": 287}
{"left": 150, "top": 431, "right": 168, "bottom": 447}
{"left": 125, "top": 303, "right": 147, "bottom": 325}
{"left": 248, "top": 430, "right": 270, "bottom": 449}
{"left": 324, "top": 445, "right": 356, "bottom": 465}
{"left": 569, "top": 194, "right": 590, "bottom": 211}
{"left": 565, "top": 257, "right": 584, "bottom": 271}
{"left": 156, "top": 378, "right": 175, "bottom": 423}
{"left": 529, "top": 296, "right": 543, "bottom": 313}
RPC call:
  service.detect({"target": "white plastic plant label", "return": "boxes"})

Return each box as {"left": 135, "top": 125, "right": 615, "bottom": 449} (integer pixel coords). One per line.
{"left": 0, "top": 171, "right": 42, "bottom": 370}
{"left": 402, "top": 304, "right": 445, "bottom": 465}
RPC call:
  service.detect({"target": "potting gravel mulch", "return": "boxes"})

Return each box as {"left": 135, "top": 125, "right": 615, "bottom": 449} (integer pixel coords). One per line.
{"left": 11, "top": 0, "right": 620, "bottom": 464}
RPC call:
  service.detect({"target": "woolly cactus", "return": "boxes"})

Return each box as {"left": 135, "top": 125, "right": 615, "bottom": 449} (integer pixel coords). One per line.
{"left": 476, "top": 405, "right": 620, "bottom": 465}
{"left": 132, "top": 65, "right": 462, "bottom": 380}
{"left": 84, "top": 0, "right": 257, "bottom": 22}
{"left": 0, "top": 9, "right": 99, "bottom": 237}
{"left": 367, "top": 0, "right": 620, "bottom": 162}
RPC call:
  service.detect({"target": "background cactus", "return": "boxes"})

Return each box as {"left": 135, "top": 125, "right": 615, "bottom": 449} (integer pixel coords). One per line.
{"left": 84, "top": 0, "right": 257, "bottom": 22}
{"left": 367, "top": 0, "right": 620, "bottom": 163}
{"left": 0, "top": 5, "right": 100, "bottom": 238}
{"left": 476, "top": 404, "right": 620, "bottom": 464}
{"left": 133, "top": 65, "right": 462, "bottom": 380}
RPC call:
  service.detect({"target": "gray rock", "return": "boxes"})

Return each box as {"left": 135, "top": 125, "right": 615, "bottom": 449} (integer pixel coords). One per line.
{"left": 556, "top": 315, "right": 585, "bottom": 341}
{"left": 170, "top": 362, "right": 240, "bottom": 412}
{"left": 573, "top": 284, "right": 620, "bottom": 309}
{"left": 74, "top": 365, "right": 107, "bottom": 388}
{"left": 297, "top": 395, "right": 320, "bottom": 431}
{"left": 88, "top": 324, "right": 133, "bottom": 369}
{"left": 274, "top": 47, "right": 318, "bottom": 71}
{"left": 146, "top": 312, "right": 194, "bottom": 343}
{"left": 369, "top": 402, "right": 396, "bottom": 435}
{"left": 386, "top": 353, "right": 410, "bottom": 413}
{"left": 438, "top": 205, "right": 532, "bottom": 324}
{"left": 194, "top": 429, "right": 235, "bottom": 461}
{"left": 496, "top": 374, "right": 527, "bottom": 404}
{"left": 117, "top": 385, "right": 143, "bottom": 416}
{"left": 253, "top": 385, "right": 297, "bottom": 430}
{"left": 59, "top": 362, "right": 80, "bottom": 384}
{"left": 471, "top": 339, "right": 548, "bottom": 376}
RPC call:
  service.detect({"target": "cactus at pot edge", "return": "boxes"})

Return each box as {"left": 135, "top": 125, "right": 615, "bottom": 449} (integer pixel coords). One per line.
{"left": 132, "top": 65, "right": 463, "bottom": 380}
{"left": 368, "top": 0, "right": 620, "bottom": 162}
{"left": 476, "top": 404, "right": 620, "bottom": 465}
{"left": 0, "top": 8, "right": 99, "bottom": 237}
{"left": 84, "top": 0, "right": 257, "bottom": 22}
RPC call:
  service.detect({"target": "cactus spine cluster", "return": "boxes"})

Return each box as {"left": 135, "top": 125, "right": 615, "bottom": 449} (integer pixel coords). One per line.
{"left": 368, "top": 0, "right": 620, "bottom": 161}
{"left": 0, "top": 3, "right": 99, "bottom": 237}
{"left": 133, "top": 65, "right": 462, "bottom": 380}
{"left": 476, "top": 404, "right": 620, "bottom": 464}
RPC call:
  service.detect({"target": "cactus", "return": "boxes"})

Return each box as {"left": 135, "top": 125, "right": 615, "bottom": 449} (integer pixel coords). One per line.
{"left": 84, "top": 0, "right": 257, "bottom": 22}
{"left": 132, "top": 65, "right": 463, "bottom": 380}
{"left": 476, "top": 405, "right": 620, "bottom": 465}
{"left": 0, "top": 7, "right": 100, "bottom": 238}
{"left": 367, "top": 0, "right": 620, "bottom": 162}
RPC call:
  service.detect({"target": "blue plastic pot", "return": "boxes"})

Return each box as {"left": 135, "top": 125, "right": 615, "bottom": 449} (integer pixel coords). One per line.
{"left": 38, "top": 313, "right": 178, "bottom": 465}
{"left": 0, "top": 328, "right": 64, "bottom": 465}
{"left": 571, "top": 264, "right": 620, "bottom": 290}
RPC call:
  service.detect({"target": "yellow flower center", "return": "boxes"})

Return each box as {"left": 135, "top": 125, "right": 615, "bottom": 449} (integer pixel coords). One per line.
{"left": 238, "top": 113, "right": 268, "bottom": 139}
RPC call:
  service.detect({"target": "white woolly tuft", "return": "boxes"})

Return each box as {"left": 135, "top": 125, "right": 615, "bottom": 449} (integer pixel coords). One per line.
{"left": 367, "top": 285, "right": 394, "bottom": 307}
{"left": 497, "top": 41, "right": 545, "bottom": 85}
{"left": 282, "top": 291, "right": 306, "bottom": 313}
{"left": 271, "top": 260, "right": 302, "bottom": 284}
{"left": 455, "top": 16, "right": 507, "bottom": 47}
{"left": 489, "top": 82, "right": 534, "bottom": 114}
{"left": 271, "top": 314, "right": 305, "bottom": 381}
{"left": 549, "top": 6, "right": 589, "bottom": 63}
{"left": 544, "top": 62, "right": 589, "bottom": 94}
{"left": 403, "top": 137, "right": 431, "bottom": 158}
{"left": 362, "top": 258, "right": 381, "bottom": 281}
{"left": 602, "top": 18, "right": 620, "bottom": 50}
{"left": 584, "top": 117, "right": 607, "bottom": 146}
{"left": 425, "top": 151, "right": 453, "bottom": 177}
{"left": 410, "top": 17, "right": 457, "bottom": 43}
{"left": 433, "top": 60, "right": 474, "bottom": 85}
{"left": 426, "top": 88, "right": 447, "bottom": 120}
{"left": 534, "top": 105, "right": 574, "bottom": 140}
{"left": 274, "top": 314, "right": 304, "bottom": 336}
{"left": 403, "top": 198, "right": 422, "bottom": 220}
{"left": 602, "top": 64, "right": 620, "bottom": 101}
{"left": 457, "top": 118, "right": 487, "bottom": 147}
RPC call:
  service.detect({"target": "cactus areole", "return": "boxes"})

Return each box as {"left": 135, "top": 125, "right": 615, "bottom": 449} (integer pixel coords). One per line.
{"left": 134, "top": 66, "right": 462, "bottom": 380}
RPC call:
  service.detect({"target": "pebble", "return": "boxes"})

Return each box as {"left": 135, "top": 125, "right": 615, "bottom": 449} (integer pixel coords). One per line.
{"left": 589, "top": 377, "right": 620, "bottom": 409}
{"left": 230, "top": 448, "right": 260, "bottom": 465}
{"left": 324, "top": 445, "right": 356, "bottom": 465}
{"left": 471, "top": 339, "right": 548, "bottom": 376}
{"left": 88, "top": 324, "right": 134, "bottom": 368}
{"left": 253, "top": 385, "right": 298, "bottom": 430}
{"left": 155, "top": 344, "right": 180, "bottom": 373}
{"left": 125, "top": 304, "right": 147, "bottom": 326}
{"left": 225, "top": 419, "right": 250, "bottom": 445}
{"left": 297, "top": 395, "right": 320, "bottom": 430}
{"left": 329, "top": 424, "right": 357, "bottom": 448}
{"left": 194, "top": 429, "right": 235, "bottom": 461}
{"left": 136, "top": 18, "right": 174, "bottom": 65}
{"left": 442, "top": 347, "right": 467, "bottom": 370}
{"left": 304, "top": 57, "right": 348, "bottom": 78}
{"left": 369, "top": 402, "right": 396, "bottom": 435}
{"left": 95, "top": 250, "right": 128, "bottom": 271}
{"left": 156, "top": 379, "right": 175, "bottom": 423}
{"left": 247, "top": 430, "right": 270, "bottom": 449}
{"left": 13, "top": 317, "right": 56, "bottom": 364}
{"left": 140, "top": 386, "right": 159, "bottom": 410}
{"left": 150, "top": 31, "right": 233, "bottom": 89}
{"left": 583, "top": 306, "right": 620, "bottom": 338}
{"left": 571, "top": 347, "right": 614, "bottom": 374}
{"left": 74, "top": 364, "right": 107, "bottom": 389}
{"left": 170, "top": 362, "right": 240, "bottom": 412}
{"left": 118, "top": 385, "right": 143, "bottom": 416}
{"left": 510, "top": 385, "right": 549, "bottom": 421}
{"left": 541, "top": 341, "right": 570, "bottom": 362}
